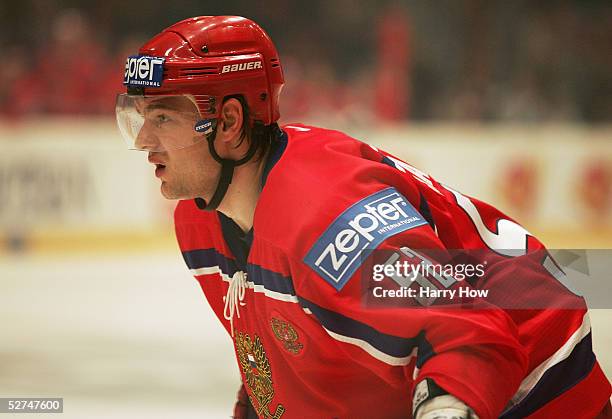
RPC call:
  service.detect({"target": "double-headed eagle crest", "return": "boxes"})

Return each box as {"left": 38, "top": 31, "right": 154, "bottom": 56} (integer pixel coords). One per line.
{"left": 270, "top": 317, "right": 304, "bottom": 355}
{"left": 235, "top": 332, "right": 285, "bottom": 418}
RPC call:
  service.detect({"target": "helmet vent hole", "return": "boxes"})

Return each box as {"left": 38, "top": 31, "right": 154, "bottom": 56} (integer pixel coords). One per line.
{"left": 178, "top": 67, "right": 219, "bottom": 77}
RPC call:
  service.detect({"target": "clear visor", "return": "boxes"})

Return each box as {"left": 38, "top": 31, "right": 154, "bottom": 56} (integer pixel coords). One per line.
{"left": 115, "top": 94, "right": 208, "bottom": 152}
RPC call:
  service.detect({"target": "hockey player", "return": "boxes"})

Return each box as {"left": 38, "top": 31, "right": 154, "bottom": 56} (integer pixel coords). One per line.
{"left": 115, "top": 16, "right": 611, "bottom": 419}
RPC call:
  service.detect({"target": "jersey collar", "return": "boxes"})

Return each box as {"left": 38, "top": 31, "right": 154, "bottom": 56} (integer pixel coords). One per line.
{"left": 260, "top": 129, "right": 287, "bottom": 189}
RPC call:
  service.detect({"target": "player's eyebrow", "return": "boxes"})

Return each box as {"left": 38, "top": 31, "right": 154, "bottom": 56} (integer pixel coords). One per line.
{"left": 143, "top": 99, "right": 198, "bottom": 115}
{"left": 144, "top": 102, "right": 177, "bottom": 112}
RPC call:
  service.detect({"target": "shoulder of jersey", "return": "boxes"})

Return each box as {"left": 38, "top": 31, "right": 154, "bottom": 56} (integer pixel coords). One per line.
{"left": 256, "top": 124, "right": 421, "bottom": 258}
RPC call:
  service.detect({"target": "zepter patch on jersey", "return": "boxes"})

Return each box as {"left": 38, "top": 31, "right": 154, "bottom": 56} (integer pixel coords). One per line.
{"left": 304, "top": 187, "right": 428, "bottom": 291}
{"left": 123, "top": 55, "right": 165, "bottom": 87}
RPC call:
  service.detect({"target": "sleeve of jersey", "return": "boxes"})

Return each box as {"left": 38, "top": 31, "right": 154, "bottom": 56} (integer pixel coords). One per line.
{"left": 481, "top": 254, "right": 611, "bottom": 417}
{"left": 294, "top": 188, "right": 528, "bottom": 419}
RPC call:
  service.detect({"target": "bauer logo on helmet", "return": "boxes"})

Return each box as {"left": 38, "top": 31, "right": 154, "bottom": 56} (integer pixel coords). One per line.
{"left": 221, "top": 61, "right": 263, "bottom": 74}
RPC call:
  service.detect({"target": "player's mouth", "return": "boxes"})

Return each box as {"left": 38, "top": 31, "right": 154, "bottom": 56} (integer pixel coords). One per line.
{"left": 155, "top": 164, "right": 166, "bottom": 178}
{"left": 148, "top": 154, "right": 168, "bottom": 178}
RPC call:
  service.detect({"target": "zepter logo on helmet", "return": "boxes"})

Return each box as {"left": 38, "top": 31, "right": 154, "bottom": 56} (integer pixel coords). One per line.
{"left": 115, "top": 16, "right": 284, "bottom": 153}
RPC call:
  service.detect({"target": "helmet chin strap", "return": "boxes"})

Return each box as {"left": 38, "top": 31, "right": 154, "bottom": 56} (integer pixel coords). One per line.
{"left": 194, "top": 120, "right": 258, "bottom": 211}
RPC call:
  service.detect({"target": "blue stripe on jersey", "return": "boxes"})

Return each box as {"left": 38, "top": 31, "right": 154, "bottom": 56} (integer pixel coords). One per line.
{"left": 184, "top": 248, "right": 434, "bottom": 365}
{"left": 182, "top": 248, "right": 296, "bottom": 297}
{"left": 298, "top": 296, "right": 432, "bottom": 361}
{"left": 182, "top": 248, "right": 239, "bottom": 276}
{"left": 247, "top": 263, "right": 296, "bottom": 296}
{"left": 418, "top": 192, "right": 436, "bottom": 230}
{"left": 415, "top": 335, "right": 435, "bottom": 369}
{"left": 501, "top": 333, "right": 596, "bottom": 419}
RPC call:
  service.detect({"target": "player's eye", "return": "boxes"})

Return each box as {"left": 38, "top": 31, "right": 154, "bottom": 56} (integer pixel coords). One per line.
{"left": 154, "top": 113, "right": 171, "bottom": 126}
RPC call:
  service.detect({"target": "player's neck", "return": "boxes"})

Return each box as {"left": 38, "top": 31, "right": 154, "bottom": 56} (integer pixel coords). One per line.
{"left": 216, "top": 157, "right": 266, "bottom": 233}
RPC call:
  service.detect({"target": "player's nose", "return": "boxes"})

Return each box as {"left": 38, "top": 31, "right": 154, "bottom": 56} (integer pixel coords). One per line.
{"left": 134, "top": 122, "right": 162, "bottom": 152}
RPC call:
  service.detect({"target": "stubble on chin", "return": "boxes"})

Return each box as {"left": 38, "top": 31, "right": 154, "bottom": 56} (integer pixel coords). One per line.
{"left": 160, "top": 180, "right": 190, "bottom": 200}
{"left": 158, "top": 151, "right": 219, "bottom": 201}
{"left": 160, "top": 181, "right": 174, "bottom": 199}
{"left": 159, "top": 173, "right": 210, "bottom": 201}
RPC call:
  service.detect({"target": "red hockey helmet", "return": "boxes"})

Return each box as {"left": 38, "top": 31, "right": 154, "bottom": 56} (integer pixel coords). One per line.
{"left": 116, "top": 16, "right": 284, "bottom": 152}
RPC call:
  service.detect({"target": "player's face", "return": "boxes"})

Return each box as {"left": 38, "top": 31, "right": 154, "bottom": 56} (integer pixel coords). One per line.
{"left": 147, "top": 139, "right": 220, "bottom": 200}
{"left": 132, "top": 97, "right": 220, "bottom": 200}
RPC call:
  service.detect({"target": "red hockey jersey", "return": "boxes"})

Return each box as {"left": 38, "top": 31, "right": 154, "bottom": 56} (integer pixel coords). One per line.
{"left": 174, "top": 124, "right": 611, "bottom": 418}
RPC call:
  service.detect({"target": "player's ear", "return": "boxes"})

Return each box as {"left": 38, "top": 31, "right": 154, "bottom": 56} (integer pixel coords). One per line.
{"left": 218, "top": 98, "right": 244, "bottom": 146}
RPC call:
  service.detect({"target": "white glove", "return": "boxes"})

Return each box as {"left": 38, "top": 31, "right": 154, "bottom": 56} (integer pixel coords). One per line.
{"left": 415, "top": 395, "right": 480, "bottom": 419}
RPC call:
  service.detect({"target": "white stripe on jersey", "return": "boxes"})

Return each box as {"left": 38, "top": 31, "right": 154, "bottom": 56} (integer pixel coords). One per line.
{"left": 284, "top": 125, "right": 311, "bottom": 132}
{"left": 199, "top": 265, "right": 417, "bottom": 367}
{"left": 508, "top": 311, "right": 591, "bottom": 408}
{"left": 190, "top": 266, "right": 299, "bottom": 304}
{"left": 446, "top": 186, "right": 531, "bottom": 257}
{"left": 323, "top": 328, "right": 417, "bottom": 367}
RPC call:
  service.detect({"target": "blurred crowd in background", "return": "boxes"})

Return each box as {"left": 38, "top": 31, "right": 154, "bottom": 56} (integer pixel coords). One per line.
{"left": 1, "top": 0, "right": 611, "bottom": 124}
